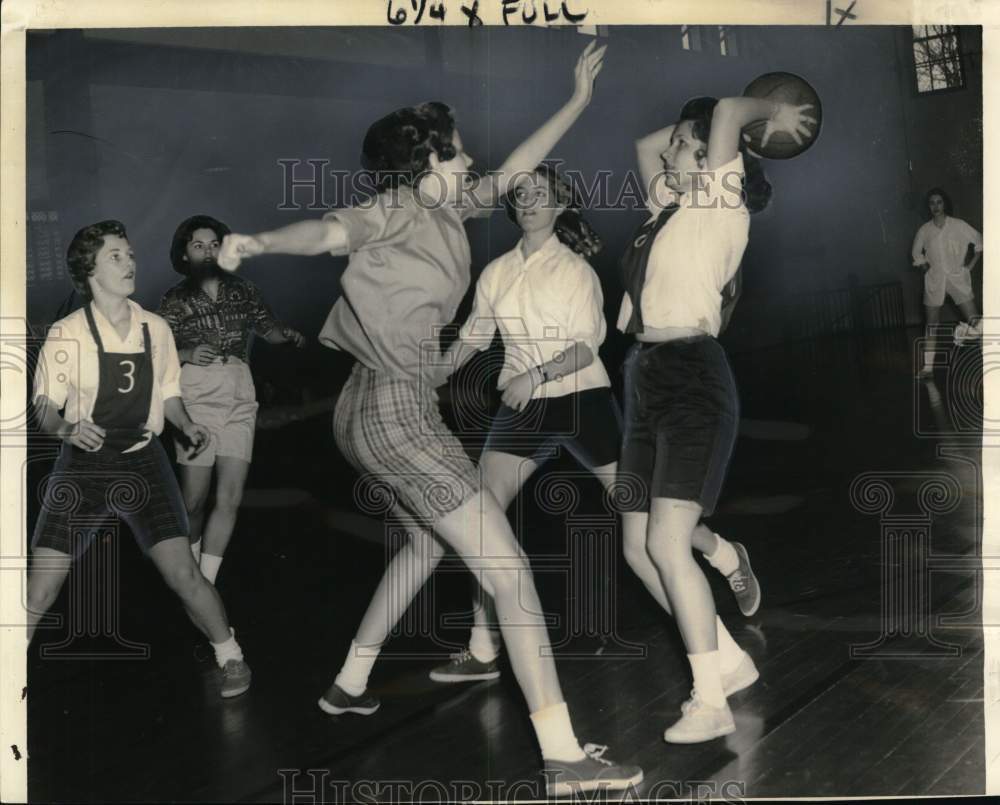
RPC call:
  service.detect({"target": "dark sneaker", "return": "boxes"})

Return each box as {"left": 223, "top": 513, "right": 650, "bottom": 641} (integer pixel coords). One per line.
{"left": 722, "top": 652, "right": 759, "bottom": 696}
{"left": 663, "top": 692, "right": 735, "bottom": 744}
{"left": 429, "top": 648, "right": 500, "bottom": 683}
{"left": 543, "top": 743, "right": 643, "bottom": 797}
{"left": 220, "top": 659, "right": 251, "bottom": 698}
{"left": 318, "top": 682, "right": 380, "bottom": 715}
{"left": 727, "top": 542, "right": 761, "bottom": 617}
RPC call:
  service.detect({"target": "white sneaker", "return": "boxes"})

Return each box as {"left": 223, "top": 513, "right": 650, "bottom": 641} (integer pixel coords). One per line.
{"left": 722, "top": 652, "right": 759, "bottom": 696}
{"left": 954, "top": 322, "right": 970, "bottom": 345}
{"left": 663, "top": 692, "right": 735, "bottom": 744}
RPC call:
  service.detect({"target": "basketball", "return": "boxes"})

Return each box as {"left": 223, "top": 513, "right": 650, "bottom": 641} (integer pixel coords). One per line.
{"left": 741, "top": 72, "right": 822, "bottom": 159}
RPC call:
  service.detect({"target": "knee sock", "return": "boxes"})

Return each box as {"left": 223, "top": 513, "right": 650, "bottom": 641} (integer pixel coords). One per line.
{"left": 530, "top": 701, "right": 586, "bottom": 762}
{"left": 705, "top": 533, "right": 740, "bottom": 577}
{"left": 469, "top": 625, "right": 501, "bottom": 663}
{"left": 200, "top": 553, "right": 223, "bottom": 585}
{"left": 688, "top": 651, "right": 726, "bottom": 708}
{"left": 211, "top": 627, "right": 243, "bottom": 668}
{"left": 335, "top": 640, "right": 380, "bottom": 696}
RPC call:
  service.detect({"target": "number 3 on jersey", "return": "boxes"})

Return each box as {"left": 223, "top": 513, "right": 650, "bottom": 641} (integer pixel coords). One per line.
{"left": 118, "top": 359, "right": 136, "bottom": 394}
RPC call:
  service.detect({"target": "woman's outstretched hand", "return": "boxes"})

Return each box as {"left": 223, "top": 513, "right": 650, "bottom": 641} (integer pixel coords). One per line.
{"left": 570, "top": 40, "right": 607, "bottom": 108}
{"left": 761, "top": 102, "right": 817, "bottom": 149}
{"left": 218, "top": 233, "right": 265, "bottom": 271}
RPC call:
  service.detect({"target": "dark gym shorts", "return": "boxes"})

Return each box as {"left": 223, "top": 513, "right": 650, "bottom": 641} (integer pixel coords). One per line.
{"left": 484, "top": 386, "right": 622, "bottom": 469}
{"left": 32, "top": 436, "right": 190, "bottom": 558}
{"left": 618, "top": 336, "right": 739, "bottom": 515}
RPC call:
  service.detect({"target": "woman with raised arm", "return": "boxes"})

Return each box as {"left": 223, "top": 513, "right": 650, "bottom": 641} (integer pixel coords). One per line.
{"left": 617, "top": 95, "right": 814, "bottom": 743}
{"left": 218, "top": 43, "right": 642, "bottom": 796}
{"left": 427, "top": 160, "right": 759, "bottom": 687}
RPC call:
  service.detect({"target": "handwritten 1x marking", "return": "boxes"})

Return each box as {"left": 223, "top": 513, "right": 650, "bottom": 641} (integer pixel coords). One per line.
{"left": 835, "top": 0, "right": 858, "bottom": 26}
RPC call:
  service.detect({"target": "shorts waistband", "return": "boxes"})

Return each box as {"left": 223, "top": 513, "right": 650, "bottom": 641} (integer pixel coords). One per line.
{"left": 634, "top": 334, "right": 715, "bottom": 351}
{"left": 69, "top": 433, "right": 155, "bottom": 459}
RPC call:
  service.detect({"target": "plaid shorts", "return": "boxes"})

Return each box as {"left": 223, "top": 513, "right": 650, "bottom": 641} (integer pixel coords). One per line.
{"left": 333, "top": 364, "right": 481, "bottom": 523}
{"left": 32, "top": 437, "right": 190, "bottom": 558}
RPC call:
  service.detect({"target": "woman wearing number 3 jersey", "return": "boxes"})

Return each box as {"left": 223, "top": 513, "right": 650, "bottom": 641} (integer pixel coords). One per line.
{"left": 218, "top": 42, "right": 643, "bottom": 796}
{"left": 26, "top": 220, "right": 252, "bottom": 700}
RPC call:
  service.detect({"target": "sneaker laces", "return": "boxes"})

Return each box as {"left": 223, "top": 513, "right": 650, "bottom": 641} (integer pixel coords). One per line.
{"left": 679, "top": 690, "right": 701, "bottom": 715}
{"left": 728, "top": 571, "right": 747, "bottom": 592}
{"left": 450, "top": 648, "right": 474, "bottom": 664}
{"left": 581, "top": 743, "right": 612, "bottom": 766}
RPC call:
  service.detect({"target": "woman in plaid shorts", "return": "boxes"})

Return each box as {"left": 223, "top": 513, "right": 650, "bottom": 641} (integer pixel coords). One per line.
{"left": 219, "top": 42, "right": 643, "bottom": 796}
{"left": 27, "top": 220, "right": 251, "bottom": 699}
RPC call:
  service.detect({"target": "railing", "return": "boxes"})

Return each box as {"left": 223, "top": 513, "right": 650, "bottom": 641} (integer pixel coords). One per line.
{"left": 787, "top": 276, "right": 907, "bottom": 342}
{"left": 725, "top": 275, "right": 911, "bottom": 377}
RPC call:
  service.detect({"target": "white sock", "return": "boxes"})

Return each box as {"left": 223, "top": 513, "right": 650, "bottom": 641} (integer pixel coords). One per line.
{"left": 530, "top": 701, "right": 586, "bottom": 761}
{"left": 716, "top": 617, "right": 745, "bottom": 675}
{"left": 688, "top": 651, "right": 726, "bottom": 708}
{"left": 705, "top": 534, "right": 740, "bottom": 577}
{"left": 923, "top": 350, "right": 934, "bottom": 370}
{"left": 469, "top": 625, "right": 501, "bottom": 663}
{"left": 190, "top": 539, "right": 201, "bottom": 563}
{"left": 211, "top": 627, "right": 243, "bottom": 668}
{"left": 335, "top": 640, "right": 380, "bottom": 697}
{"left": 200, "top": 553, "right": 223, "bottom": 585}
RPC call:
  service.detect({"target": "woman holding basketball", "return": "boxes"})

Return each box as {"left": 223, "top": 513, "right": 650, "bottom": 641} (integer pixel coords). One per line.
{"left": 618, "top": 94, "right": 814, "bottom": 743}
{"left": 429, "top": 164, "right": 762, "bottom": 684}
{"left": 217, "top": 42, "right": 643, "bottom": 795}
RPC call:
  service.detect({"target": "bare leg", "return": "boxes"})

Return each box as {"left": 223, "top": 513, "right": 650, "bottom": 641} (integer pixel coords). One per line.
{"left": 957, "top": 298, "right": 980, "bottom": 327}
{"left": 645, "top": 499, "right": 716, "bottom": 653}
{"left": 351, "top": 506, "right": 446, "bottom": 649}
{"left": 621, "top": 512, "right": 674, "bottom": 615}
{"left": 923, "top": 304, "right": 942, "bottom": 372}
{"left": 147, "top": 537, "right": 231, "bottom": 643}
{"left": 25, "top": 548, "right": 73, "bottom": 645}
{"left": 434, "top": 490, "right": 563, "bottom": 712}
{"left": 180, "top": 464, "right": 213, "bottom": 549}
{"left": 200, "top": 456, "right": 250, "bottom": 559}
{"left": 468, "top": 451, "right": 539, "bottom": 639}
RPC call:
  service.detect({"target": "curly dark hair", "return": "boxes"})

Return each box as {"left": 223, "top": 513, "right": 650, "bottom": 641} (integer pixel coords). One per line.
{"left": 502, "top": 165, "right": 603, "bottom": 258}
{"left": 925, "top": 187, "right": 954, "bottom": 218}
{"left": 66, "top": 220, "right": 128, "bottom": 299}
{"left": 169, "top": 215, "right": 231, "bottom": 275}
{"left": 361, "top": 101, "right": 458, "bottom": 191}
{"left": 679, "top": 96, "right": 773, "bottom": 214}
